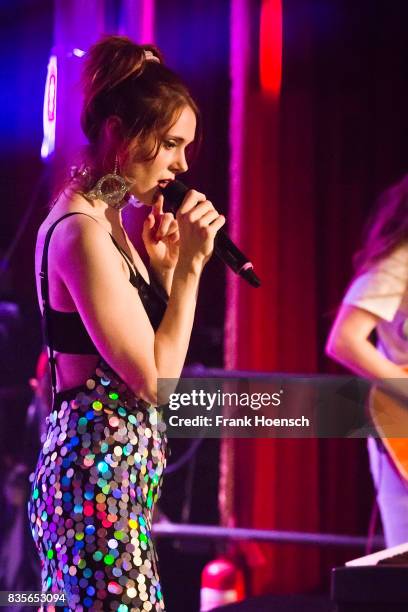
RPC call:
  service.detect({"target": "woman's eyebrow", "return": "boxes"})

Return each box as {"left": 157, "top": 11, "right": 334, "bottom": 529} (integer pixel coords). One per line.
{"left": 166, "top": 135, "right": 194, "bottom": 145}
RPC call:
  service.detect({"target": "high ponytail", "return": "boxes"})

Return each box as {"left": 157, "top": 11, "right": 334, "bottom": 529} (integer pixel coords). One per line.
{"left": 80, "top": 35, "right": 200, "bottom": 160}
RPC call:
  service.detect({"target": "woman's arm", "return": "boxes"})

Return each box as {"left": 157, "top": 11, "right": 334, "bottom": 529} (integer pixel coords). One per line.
{"left": 326, "top": 305, "right": 408, "bottom": 391}
{"left": 56, "top": 193, "right": 224, "bottom": 405}
{"left": 149, "top": 265, "right": 174, "bottom": 296}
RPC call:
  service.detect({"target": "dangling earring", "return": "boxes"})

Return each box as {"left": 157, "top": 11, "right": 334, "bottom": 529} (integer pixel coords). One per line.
{"left": 85, "top": 154, "right": 128, "bottom": 209}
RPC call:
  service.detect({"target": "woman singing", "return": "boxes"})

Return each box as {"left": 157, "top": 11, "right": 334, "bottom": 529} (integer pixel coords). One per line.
{"left": 326, "top": 175, "right": 408, "bottom": 547}
{"left": 28, "top": 35, "right": 225, "bottom": 611}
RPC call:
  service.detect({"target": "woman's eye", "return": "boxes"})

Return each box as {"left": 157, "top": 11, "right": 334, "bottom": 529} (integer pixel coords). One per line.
{"left": 163, "top": 140, "right": 177, "bottom": 150}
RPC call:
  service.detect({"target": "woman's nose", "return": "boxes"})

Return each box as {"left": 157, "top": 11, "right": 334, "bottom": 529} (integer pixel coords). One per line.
{"left": 173, "top": 150, "right": 188, "bottom": 174}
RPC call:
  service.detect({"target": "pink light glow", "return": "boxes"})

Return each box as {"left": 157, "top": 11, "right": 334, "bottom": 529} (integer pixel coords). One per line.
{"left": 140, "top": 0, "right": 155, "bottom": 44}
{"left": 225, "top": 0, "right": 250, "bottom": 370}
{"left": 118, "top": 0, "right": 155, "bottom": 44}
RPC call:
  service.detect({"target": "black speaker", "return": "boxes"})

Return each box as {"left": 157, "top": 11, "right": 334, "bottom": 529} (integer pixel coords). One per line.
{"left": 332, "top": 566, "right": 408, "bottom": 612}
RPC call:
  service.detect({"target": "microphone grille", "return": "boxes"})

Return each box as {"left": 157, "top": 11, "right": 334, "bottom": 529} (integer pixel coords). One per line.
{"left": 162, "top": 180, "right": 189, "bottom": 210}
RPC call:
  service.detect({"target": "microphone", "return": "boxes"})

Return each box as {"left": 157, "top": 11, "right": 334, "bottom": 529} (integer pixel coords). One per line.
{"left": 161, "top": 180, "right": 261, "bottom": 288}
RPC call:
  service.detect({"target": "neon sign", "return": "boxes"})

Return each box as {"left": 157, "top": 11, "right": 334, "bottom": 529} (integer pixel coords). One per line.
{"left": 41, "top": 54, "right": 57, "bottom": 159}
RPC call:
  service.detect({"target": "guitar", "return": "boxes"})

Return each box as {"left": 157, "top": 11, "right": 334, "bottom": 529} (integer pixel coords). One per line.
{"left": 369, "top": 372, "right": 408, "bottom": 481}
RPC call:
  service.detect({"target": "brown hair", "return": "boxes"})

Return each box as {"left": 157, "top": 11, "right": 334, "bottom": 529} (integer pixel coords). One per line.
{"left": 353, "top": 174, "right": 408, "bottom": 274}
{"left": 81, "top": 35, "right": 201, "bottom": 164}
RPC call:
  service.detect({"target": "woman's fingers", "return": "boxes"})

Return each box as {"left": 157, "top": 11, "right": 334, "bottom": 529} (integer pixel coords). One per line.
{"left": 185, "top": 201, "right": 215, "bottom": 223}
{"left": 168, "top": 229, "right": 180, "bottom": 243}
{"left": 156, "top": 213, "right": 178, "bottom": 240}
{"left": 171, "top": 189, "right": 226, "bottom": 264}
{"left": 175, "top": 190, "right": 226, "bottom": 228}
{"left": 206, "top": 215, "right": 226, "bottom": 232}
{"left": 197, "top": 209, "right": 221, "bottom": 227}
{"left": 142, "top": 213, "right": 155, "bottom": 240}
{"left": 152, "top": 193, "right": 165, "bottom": 216}
{"left": 177, "top": 190, "right": 207, "bottom": 215}
{"left": 182, "top": 200, "right": 225, "bottom": 232}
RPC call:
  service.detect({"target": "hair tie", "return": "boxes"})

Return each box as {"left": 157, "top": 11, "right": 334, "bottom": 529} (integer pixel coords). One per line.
{"left": 144, "top": 50, "right": 160, "bottom": 63}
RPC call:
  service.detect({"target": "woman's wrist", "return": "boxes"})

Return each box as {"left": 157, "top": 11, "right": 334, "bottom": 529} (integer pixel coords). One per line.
{"left": 149, "top": 256, "right": 176, "bottom": 273}
{"left": 149, "top": 262, "right": 174, "bottom": 295}
{"left": 175, "top": 256, "right": 205, "bottom": 278}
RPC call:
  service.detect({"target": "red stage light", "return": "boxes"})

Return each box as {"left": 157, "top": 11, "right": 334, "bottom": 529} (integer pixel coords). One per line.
{"left": 259, "top": 0, "right": 282, "bottom": 96}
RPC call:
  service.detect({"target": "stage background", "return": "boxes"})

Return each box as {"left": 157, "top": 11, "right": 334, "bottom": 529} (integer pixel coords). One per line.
{"left": 1, "top": 0, "right": 408, "bottom": 609}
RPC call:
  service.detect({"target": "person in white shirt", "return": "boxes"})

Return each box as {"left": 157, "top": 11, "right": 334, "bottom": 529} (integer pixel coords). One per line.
{"left": 327, "top": 174, "right": 408, "bottom": 547}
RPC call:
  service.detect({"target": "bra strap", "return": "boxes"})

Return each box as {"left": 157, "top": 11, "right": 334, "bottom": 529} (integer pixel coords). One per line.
{"left": 109, "top": 234, "right": 169, "bottom": 301}
{"left": 109, "top": 234, "right": 143, "bottom": 288}
{"left": 39, "top": 212, "right": 97, "bottom": 397}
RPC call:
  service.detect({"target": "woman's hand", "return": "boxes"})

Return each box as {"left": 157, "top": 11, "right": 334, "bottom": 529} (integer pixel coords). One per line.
{"left": 176, "top": 189, "right": 226, "bottom": 271}
{"left": 142, "top": 195, "right": 180, "bottom": 271}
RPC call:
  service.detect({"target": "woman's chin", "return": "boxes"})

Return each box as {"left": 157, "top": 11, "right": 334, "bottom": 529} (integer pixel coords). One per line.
{"left": 131, "top": 186, "right": 159, "bottom": 206}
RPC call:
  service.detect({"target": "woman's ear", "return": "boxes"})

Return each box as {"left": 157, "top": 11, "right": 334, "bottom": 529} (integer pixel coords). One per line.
{"left": 103, "top": 115, "right": 124, "bottom": 149}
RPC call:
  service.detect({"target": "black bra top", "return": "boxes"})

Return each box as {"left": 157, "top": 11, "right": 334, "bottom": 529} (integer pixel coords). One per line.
{"left": 40, "top": 212, "right": 168, "bottom": 391}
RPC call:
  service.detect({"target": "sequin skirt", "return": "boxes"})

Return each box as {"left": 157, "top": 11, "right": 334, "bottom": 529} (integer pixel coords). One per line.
{"left": 28, "top": 360, "right": 168, "bottom": 612}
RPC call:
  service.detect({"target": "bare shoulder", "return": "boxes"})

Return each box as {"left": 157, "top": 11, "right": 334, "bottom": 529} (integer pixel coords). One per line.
{"left": 38, "top": 191, "right": 98, "bottom": 237}
{"left": 36, "top": 204, "right": 116, "bottom": 280}
{"left": 55, "top": 213, "right": 116, "bottom": 270}
{"left": 37, "top": 211, "right": 105, "bottom": 254}
{"left": 55, "top": 211, "right": 105, "bottom": 241}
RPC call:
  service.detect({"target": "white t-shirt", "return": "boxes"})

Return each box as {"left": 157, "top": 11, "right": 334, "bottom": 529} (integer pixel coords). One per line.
{"left": 343, "top": 244, "right": 408, "bottom": 365}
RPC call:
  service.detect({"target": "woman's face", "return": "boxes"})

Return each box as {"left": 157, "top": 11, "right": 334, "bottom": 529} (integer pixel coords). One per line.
{"left": 124, "top": 105, "right": 197, "bottom": 205}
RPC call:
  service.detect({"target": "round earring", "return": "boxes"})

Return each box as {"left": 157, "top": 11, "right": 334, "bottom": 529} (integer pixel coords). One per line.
{"left": 85, "top": 155, "right": 128, "bottom": 208}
